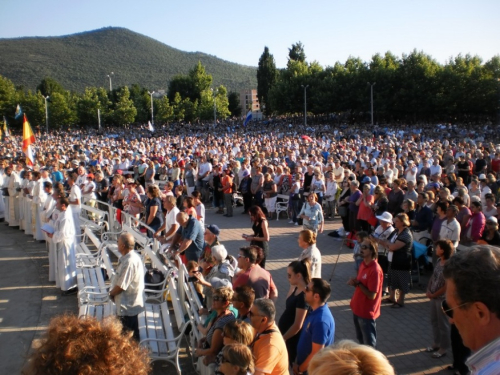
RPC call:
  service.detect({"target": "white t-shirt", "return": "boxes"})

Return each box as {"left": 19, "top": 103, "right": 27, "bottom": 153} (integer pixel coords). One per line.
{"left": 164, "top": 206, "right": 180, "bottom": 239}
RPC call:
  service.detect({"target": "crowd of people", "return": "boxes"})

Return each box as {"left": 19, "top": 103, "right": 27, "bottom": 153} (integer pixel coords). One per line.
{"left": 2, "top": 118, "right": 500, "bottom": 375}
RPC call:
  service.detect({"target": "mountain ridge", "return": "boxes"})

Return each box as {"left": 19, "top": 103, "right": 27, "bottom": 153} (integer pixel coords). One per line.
{"left": 0, "top": 27, "right": 257, "bottom": 93}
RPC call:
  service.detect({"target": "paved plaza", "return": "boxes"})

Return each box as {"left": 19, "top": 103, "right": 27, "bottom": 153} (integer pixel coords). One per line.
{"left": 0, "top": 204, "right": 454, "bottom": 374}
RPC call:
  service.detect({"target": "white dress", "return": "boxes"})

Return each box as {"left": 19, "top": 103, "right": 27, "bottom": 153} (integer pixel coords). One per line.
{"left": 32, "top": 178, "right": 50, "bottom": 241}
{"left": 0, "top": 173, "right": 5, "bottom": 220}
{"left": 69, "top": 184, "right": 82, "bottom": 243}
{"left": 7, "top": 171, "right": 21, "bottom": 226}
{"left": 52, "top": 208, "right": 77, "bottom": 291}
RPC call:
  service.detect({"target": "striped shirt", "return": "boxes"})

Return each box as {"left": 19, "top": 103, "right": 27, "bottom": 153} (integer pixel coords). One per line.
{"left": 466, "top": 336, "right": 500, "bottom": 374}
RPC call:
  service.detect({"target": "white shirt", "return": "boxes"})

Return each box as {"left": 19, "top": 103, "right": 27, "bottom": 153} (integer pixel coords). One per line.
{"left": 439, "top": 218, "right": 461, "bottom": 248}
{"left": 69, "top": 184, "right": 82, "bottom": 214}
{"left": 198, "top": 162, "right": 212, "bottom": 181}
{"left": 165, "top": 206, "right": 180, "bottom": 239}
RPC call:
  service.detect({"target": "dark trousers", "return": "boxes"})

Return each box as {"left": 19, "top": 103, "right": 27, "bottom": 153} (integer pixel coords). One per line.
{"left": 242, "top": 192, "right": 253, "bottom": 213}
{"left": 120, "top": 315, "right": 140, "bottom": 341}
{"left": 451, "top": 324, "right": 471, "bottom": 375}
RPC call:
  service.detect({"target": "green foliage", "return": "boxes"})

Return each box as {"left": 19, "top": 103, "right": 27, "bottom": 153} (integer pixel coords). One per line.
{"left": 228, "top": 91, "right": 242, "bottom": 117}
{"left": 0, "top": 27, "right": 256, "bottom": 93}
{"left": 156, "top": 96, "right": 174, "bottom": 123}
{"left": 288, "top": 42, "right": 306, "bottom": 64}
{"left": 257, "top": 47, "right": 278, "bottom": 115}
{"left": 77, "top": 87, "right": 113, "bottom": 126}
{"left": 36, "top": 77, "right": 65, "bottom": 97}
{"left": 47, "top": 92, "right": 77, "bottom": 128}
{"left": 0, "top": 75, "right": 16, "bottom": 121}
{"left": 113, "top": 86, "right": 137, "bottom": 125}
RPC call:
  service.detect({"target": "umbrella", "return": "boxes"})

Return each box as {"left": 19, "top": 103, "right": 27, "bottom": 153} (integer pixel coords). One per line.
{"left": 301, "top": 135, "right": 313, "bottom": 142}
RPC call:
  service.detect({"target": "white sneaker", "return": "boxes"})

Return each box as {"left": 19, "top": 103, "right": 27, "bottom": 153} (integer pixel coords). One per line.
{"left": 288, "top": 220, "right": 294, "bottom": 224}
{"left": 294, "top": 222, "right": 299, "bottom": 226}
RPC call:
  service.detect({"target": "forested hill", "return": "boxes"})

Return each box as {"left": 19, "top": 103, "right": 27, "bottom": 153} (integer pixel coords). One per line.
{"left": 0, "top": 27, "right": 257, "bottom": 92}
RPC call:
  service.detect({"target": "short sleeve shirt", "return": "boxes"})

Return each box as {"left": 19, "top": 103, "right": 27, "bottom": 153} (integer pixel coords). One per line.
{"left": 252, "top": 323, "right": 289, "bottom": 375}
{"left": 111, "top": 251, "right": 145, "bottom": 316}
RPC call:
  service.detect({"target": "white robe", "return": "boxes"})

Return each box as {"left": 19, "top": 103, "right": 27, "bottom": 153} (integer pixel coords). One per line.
{"left": 0, "top": 172, "right": 6, "bottom": 220}
{"left": 69, "top": 184, "right": 82, "bottom": 244}
{"left": 21, "top": 180, "right": 35, "bottom": 232}
{"left": 47, "top": 207, "right": 61, "bottom": 283}
{"left": 32, "top": 178, "right": 49, "bottom": 241}
{"left": 52, "top": 209, "right": 77, "bottom": 291}
{"left": 7, "top": 172, "right": 21, "bottom": 226}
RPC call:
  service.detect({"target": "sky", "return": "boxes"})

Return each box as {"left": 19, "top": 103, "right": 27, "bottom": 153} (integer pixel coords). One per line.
{"left": 1, "top": 0, "right": 499, "bottom": 69}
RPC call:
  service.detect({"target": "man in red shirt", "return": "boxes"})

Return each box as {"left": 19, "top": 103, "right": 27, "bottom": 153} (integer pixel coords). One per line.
{"left": 233, "top": 246, "right": 278, "bottom": 301}
{"left": 222, "top": 168, "right": 234, "bottom": 217}
{"left": 347, "top": 236, "right": 383, "bottom": 348}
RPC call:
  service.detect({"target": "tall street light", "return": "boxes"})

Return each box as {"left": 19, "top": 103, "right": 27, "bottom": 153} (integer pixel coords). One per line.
{"left": 148, "top": 91, "right": 155, "bottom": 125}
{"left": 211, "top": 88, "right": 217, "bottom": 127}
{"left": 301, "top": 84, "right": 309, "bottom": 126}
{"left": 368, "top": 82, "right": 376, "bottom": 126}
{"left": 107, "top": 72, "right": 114, "bottom": 91}
{"left": 44, "top": 95, "right": 50, "bottom": 133}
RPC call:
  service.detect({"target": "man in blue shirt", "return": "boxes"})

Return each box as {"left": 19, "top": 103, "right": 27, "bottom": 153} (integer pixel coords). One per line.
{"left": 294, "top": 278, "right": 335, "bottom": 375}
{"left": 171, "top": 212, "right": 204, "bottom": 261}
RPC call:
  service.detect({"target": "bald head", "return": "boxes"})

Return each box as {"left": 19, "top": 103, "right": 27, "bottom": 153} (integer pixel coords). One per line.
{"left": 118, "top": 233, "right": 135, "bottom": 254}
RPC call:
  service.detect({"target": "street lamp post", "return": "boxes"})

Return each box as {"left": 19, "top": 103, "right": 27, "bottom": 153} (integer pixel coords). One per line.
{"left": 211, "top": 88, "right": 217, "bottom": 127}
{"left": 301, "top": 85, "right": 309, "bottom": 126}
{"left": 107, "top": 72, "right": 114, "bottom": 91}
{"left": 44, "top": 95, "right": 50, "bottom": 133}
{"left": 148, "top": 91, "right": 155, "bottom": 125}
{"left": 368, "top": 82, "right": 376, "bottom": 126}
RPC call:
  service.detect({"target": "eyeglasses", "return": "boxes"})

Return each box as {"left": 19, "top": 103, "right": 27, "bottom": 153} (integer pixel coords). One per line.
{"left": 441, "top": 300, "right": 469, "bottom": 319}
{"left": 213, "top": 296, "right": 226, "bottom": 302}
{"left": 360, "top": 245, "right": 370, "bottom": 250}
{"left": 248, "top": 310, "right": 265, "bottom": 318}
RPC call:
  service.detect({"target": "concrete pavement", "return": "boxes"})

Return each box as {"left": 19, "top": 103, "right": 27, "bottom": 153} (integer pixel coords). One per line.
{"left": 0, "top": 204, "right": 453, "bottom": 374}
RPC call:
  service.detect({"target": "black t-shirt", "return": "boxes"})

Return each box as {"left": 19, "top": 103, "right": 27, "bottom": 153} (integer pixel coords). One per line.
{"left": 95, "top": 178, "right": 109, "bottom": 202}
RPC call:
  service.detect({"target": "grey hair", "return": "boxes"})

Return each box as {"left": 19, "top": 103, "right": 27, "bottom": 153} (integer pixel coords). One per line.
{"left": 119, "top": 233, "right": 135, "bottom": 250}
{"left": 443, "top": 245, "right": 500, "bottom": 317}
{"left": 253, "top": 298, "right": 276, "bottom": 322}
{"left": 350, "top": 180, "right": 360, "bottom": 188}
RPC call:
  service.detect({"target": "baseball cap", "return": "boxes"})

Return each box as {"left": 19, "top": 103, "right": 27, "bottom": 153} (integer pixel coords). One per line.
{"left": 206, "top": 224, "right": 220, "bottom": 236}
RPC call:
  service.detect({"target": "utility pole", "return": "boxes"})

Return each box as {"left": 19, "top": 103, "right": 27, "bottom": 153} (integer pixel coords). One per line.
{"left": 368, "top": 82, "right": 376, "bottom": 126}
{"left": 301, "top": 84, "right": 309, "bottom": 126}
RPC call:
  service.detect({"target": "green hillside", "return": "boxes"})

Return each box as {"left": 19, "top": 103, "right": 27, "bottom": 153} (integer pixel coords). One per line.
{"left": 0, "top": 27, "right": 257, "bottom": 93}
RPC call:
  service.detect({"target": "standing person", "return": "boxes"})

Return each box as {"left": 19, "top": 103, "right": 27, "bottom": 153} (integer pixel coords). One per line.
{"left": 380, "top": 213, "right": 413, "bottom": 308}
{"left": 45, "top": 197, "right": 77, "bottom": 295}
{"left": 249, "top": 299, "right": 289, "bottom": 375}
{"left": 297, "top": 229, "right": 322, "bottom": 278}
{"left": 171, "top": 211, "right": 204, "bottom": 262}
{"left": 347, "top": 236, "right": 383, "bottom": 348}
{"left": 439, "top": 205, "right": 461, "bottom": 248}
{"left": 251, "top": 166, "right": 265, "bottom": 212}
{"left": 337, "top": 180, "right": 351, "bottom": 232}
{"left": 324, "top": 173, "right": 338, "bottom": 219}
{"left": 289, "top": 173, "right": 302, "bottom": 225}
{"left": 425, "top": 239, "right": 453, "bottom": 359}
{"left": 239, "top": 169, "right": 252, "bottom": 215}
{"left": 357, "top": 184, "right": 375, "bottom": 233}
{"left": 263, "top": 173, "right": 278, "bottom": 219}
{"left": 142, "top": 185, "right": 163, "bottom": 238}
{"left": 94, "top": 172, "right": 109, "bottom": 209}
{"left": 294, "top": 278, "right": 335, "bottom": 375}
{"left": 222, "top": 168, "right": 234, "bottom": 217}
{"left": 278, "top": 260, "right": 310, "bottom": 365}
{"left": 387, "top": 179, "right": 405, "bottom": 216}
{"left": 154, "top": 195, "right": 180, "bottom": 244}
{"left": 198, "top": 155, "right": 213, "bottom": 203}
{"left": 348, "top": 180, "right": 362, "bottom": 234}
{"left": 109, "top": 233, "right": 145, "bottom": 341}
{"left": 67, "top": 174, "right": 81, "bottom": 243}
{"left": 184, "top": 162, "right": 196, "bottom": 196}
{"left": 191, "top": 190, "right": 206, "bottom": 226}
{"left": 298, "top": 193, "right": 324, "bottom": 234}
{"left": 212, "top": 165, "right": 224, "bottom": 214}
{"left": 244, "top": 206, "right": 270, "bottom": 268}
{"left": 122, "top": 179, "right": 142, "bottom": 219}
{"left": 7, "top": 165, "right": 21, "bottom": 226}
{"left": 443, "top": 245, "right": 500, "bottom": 374}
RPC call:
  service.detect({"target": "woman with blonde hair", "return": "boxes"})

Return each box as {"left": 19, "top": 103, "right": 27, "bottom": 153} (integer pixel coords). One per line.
{"left": 297, "top": 229, "right": 322, "bottom": 278}
{"left": 308, "top": 340, "right": 395, "bottom": 375}
{"left": 218, "top": 344, "right": 254, "bottom": 375}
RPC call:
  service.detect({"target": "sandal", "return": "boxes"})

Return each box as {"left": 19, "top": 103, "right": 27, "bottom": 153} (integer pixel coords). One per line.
{"left": 391, "top": 302, "right": 404, "bottom": 308}
{"left": 425, "top": 347, "right": 439, "bottom": 352}
{"left": 382, "top": 298, "right": 395, "bottom": 304}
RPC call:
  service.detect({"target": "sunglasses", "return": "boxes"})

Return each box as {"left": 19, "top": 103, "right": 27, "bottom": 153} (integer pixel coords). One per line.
{"left": 441, "top": 300, "right": 469, "bottom": 319}
{"left": 248, "top": 310, "right": 265, "bottom": 318}
{"left": 360, "top": 245, "right": 370, "bottom": 250}
{"left": 212, "top": 296, "right": 226, "bottom": 302}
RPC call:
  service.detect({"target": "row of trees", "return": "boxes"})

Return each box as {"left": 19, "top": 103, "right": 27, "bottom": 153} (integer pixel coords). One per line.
{"left": 0, "top": 62, "right": 243, "bottom": 130}
{"left": 257, "top": 44, "right": 500, "bottom": 123}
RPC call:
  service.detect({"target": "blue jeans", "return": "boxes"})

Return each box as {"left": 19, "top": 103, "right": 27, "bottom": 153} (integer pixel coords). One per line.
{"left": 353, "top": 314, "right": 377, "bottom": 348}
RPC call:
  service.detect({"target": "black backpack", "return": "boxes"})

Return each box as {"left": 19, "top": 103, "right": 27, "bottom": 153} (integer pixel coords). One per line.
{"left": 144, "top": 268, "right": 165, "bottom": 290}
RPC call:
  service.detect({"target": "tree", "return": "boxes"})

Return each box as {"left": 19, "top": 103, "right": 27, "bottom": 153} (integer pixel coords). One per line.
{"left": 20, "top": 91, "right": 45, "bottom": 127}
{"left": 167, "top": 75, "right": 194, "bottom": 102}
{"left": 189, "top": 61, "right": 212, "bottom": 102}
{"left": 156, "top": 95, "right": 174, "bottom": 123}
{"left": 288, "top": 42, "right": 306, "bottom": 63}
{"left": 36, "top": 77, "right": 65, "bottom": 97}
{"left": 77, "top": 87, "right": 113, "bottom": 126}
{"left": 257, "top": 47, "right": 278, "bottom": 115}
{"left": 0, "top": 75, "right": 16, "bottom": 120}
{"left": 228, "top": 91, "right": 242, "bottom": 117}
{"left": 113, "top": 86, "right": 137, "bottom": 125}
{"left": 129, "top": 83, "right": 150, "bottom": 123}
{"left": 46, "top": 92, "right": 77, "bottom": 128}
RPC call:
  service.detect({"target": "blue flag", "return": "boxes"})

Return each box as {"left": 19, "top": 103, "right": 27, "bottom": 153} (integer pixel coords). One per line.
{"left": 243, "top": 110, "right": 252, "bottom": 127}
{"left": 15, "top": 104, "right": 23, "bottom": 119}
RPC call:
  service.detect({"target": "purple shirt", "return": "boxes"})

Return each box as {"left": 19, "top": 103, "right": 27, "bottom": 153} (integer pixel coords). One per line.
{"left": 349, "top": 190, "right": 362, "bottom": 213}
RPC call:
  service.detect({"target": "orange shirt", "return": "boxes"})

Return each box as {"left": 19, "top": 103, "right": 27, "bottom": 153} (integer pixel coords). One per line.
{"left": 252, "top": 323, "right": 289, "bottom": 375}
{"left": 222, "top": 176, "right": 233, "bottom": 194}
